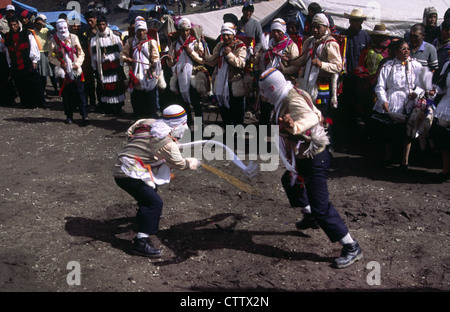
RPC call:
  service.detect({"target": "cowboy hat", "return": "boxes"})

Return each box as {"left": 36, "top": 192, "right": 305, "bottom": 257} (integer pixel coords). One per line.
{"left": 344, "top": 8, "right": 367, "bottom": 20}
{"left": 369, "top": 24, "right": 391, "bottom": 36}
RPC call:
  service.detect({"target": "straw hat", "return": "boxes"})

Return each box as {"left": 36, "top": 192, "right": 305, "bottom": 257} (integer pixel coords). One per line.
{"left": 369, "top": 24, "right": 390, "bottom": 36}
{"left": 344, "top": 8, "right": 367, "bottom": 20}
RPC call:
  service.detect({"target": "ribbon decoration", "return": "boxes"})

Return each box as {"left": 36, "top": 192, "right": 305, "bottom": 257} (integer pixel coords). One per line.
{"left": 177, "top": 140, "right": 259, "bottom": 178}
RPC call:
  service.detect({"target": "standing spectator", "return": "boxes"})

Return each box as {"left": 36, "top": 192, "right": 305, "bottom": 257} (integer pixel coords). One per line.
{"left": 34, "top": 15, "right": 56, "bottom": 98}
{"left": 335, "top": 8, "right": 371, "bottom": 150}
{"left": 48, "top": 19, "right": 89, "bottom": 125}
{"left": 166, "top": 18, "right": 205, "bottom": 126}
{"left": 239, "top": 3, "right": 263, "bottom": 53}
{"left": 0, "top": 27, "right": 15, "bottom": 106}
{"left": 291, "top": 14, "right": 342, "bottom": 124}
{"left": 83, "top": 10, "right": 101, "bottom": 112}
{"left": 257, "top": 18, "right": 300, "bottom": 127}
{"left": 0, "top": 5, "right": 18, "bottom": 35}
{"left": 4, "top": 17, "right": 45, "bottom": 109}
{"left": 19, "top": 10, "right": 33, "bottom": 30}
{"left": 409, "top": 23, "right": 439, "bottom": 72}
{"left": 258, "top": 68, "right": 363, "bottom": 269}
{"left": 120, "top": 16, "right": 161, "bottom": 120}
{"left": 423, "top": 7, "right": 439, "bottom": 44}
{"left": 302, "top": 2, "right": 336, "bottom": 39}
{"left": 432, "top": 20, "right": 450, "bottom": 83}
{"left": 372, "top": 39, "right": 431, "bottom": 168}
{"left": 90, "top": 15, "right": 126, "bottom": 116}
{"left": 201, "top": 22, "right": 247, "bottom": 126}
{"left": 430, "top": 59, "right": 450, "bottom": 180}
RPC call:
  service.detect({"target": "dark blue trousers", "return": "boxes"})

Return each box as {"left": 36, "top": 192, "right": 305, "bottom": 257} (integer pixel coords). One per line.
{"left": 115, "top": 177, "right": 163, "bottom": 235}
{"left": 281, "top": 149, "right": 349, "bottom": 242}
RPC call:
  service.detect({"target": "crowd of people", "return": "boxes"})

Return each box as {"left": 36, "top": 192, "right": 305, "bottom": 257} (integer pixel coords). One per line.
{"left": 0, "top": 1, "right": 449, "bottom": 266}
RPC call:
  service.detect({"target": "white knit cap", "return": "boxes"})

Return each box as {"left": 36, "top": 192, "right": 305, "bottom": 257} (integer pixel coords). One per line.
{"left": 271, "top": 18, "right": 287, "bottom": 33}
{"left": 178, "top": 17, "right": 192, "bottom": 30}
{"left": 312, "top": 13, "right": 330, "bottom": 27}
{"left": 221, "top": 22, "right": 236, "bottom": 35}
{"left": 162, "top": 104, "right": 188, "bottom": 127}
{"left": 135, "top": 16, "right": 147, "bottom": 31}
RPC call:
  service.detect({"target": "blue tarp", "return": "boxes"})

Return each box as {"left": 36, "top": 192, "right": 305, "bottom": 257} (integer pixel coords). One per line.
{"left": 38, "top": 11, "right": 87, "bottom": 28}
{"left": 128, "top": 4, "right": 173, "bottom": 22}
{"left": 11, "top": 0, "right": 38, "bottom": 16}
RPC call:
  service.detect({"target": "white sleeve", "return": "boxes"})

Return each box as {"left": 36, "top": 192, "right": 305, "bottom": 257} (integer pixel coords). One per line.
{"left": 375, "top": 65, "right": 389, "bottom": 104}
{"left": 28, "top": 33, "right": 40, "bottom": 63}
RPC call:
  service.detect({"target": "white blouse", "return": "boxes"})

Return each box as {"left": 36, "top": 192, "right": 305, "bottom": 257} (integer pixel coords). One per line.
{"left": 435, "top": 61, "right": 450, "bottom": 124}
{"left": 374, "top": 58, "right": 427, "bottom": 114}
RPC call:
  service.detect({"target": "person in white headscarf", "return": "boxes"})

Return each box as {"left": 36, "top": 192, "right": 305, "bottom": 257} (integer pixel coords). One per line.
{"left": 113, "top": 104, "right": 201, "bottom": 258}
{"left": 290, "top": 13, "right": 342, "bottom": 117}
{"left": 257, "top": 18, "right": 300, "bottom": 127}
{"left": 201, "top": 22, "right": 247, "bottom": 126}
{"left": 259, "top": 68, "right": 363, "bottom": 269}
{"left": 120, "top": 16, "right": 161, "bottom": 120}
{"left": 166, "top": 17, "right": 205, "bottom": 126}
{"left": 90, "top": 14, "right": 126, "bottom": 116}
{"left": 48, "top": 18, "right": 88, "bottom": 125}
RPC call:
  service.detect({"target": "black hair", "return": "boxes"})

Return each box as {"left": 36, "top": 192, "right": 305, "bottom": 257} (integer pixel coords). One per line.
{"left": 308, "top": 2, "right": 323, "bottom": 15}
{"left": 410, "top": 23, "right": 425, "bottom": 36}
{"left": 58, "top": 13, "right": 67, "bottom": 19}
{"left": 442, "top": 19, "right": 450, "bottom": 30}
{"left": 84, "top": 11, "right": 97, "bottom": 20}
{"left": 7, "top": 16, "right": 19, "bottom": 25}
{"left": 444, "top": 8, "right": 450, "bottom": 21}
{"left": 389, "top": 39, "right": 407, "bottom": 53}
{"left": 223, "top": 13, "right": 239, "bottom": 25}
{"left": 97, "top": 14, "right": 107, "bottom": 24}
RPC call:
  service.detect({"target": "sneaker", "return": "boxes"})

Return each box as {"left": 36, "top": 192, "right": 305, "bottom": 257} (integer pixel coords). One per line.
{"left": 333, "top": 240, "right": 363, "bottom": 269}
{"left": 64, "top": 118, "right": 73, "bottom": 125}
{"left": 132, "top": 237, "right": 161, "bottom": 258}
{"left": 295, "top": 213, "right": 319, "bottom": 230}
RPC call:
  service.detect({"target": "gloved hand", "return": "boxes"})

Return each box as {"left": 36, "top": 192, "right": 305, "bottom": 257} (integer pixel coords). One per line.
{"left": 186, "top": 157, "right": 201, "bottom": 170}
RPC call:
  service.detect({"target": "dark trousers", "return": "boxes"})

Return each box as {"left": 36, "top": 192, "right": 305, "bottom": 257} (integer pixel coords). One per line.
{"left": 61, "top": 76, "right": 87, "bottom": 119}
{"left": 281, "top": 149, "right": 349, "bottom": 242}
{"left": 220, "top": 85, "right": 245, "bottom": 126}
{"left": 131, "top": 88, "right": 158, "bottom": 120}
{"left": 179, "top": 85, "right": 203, "bottom": 126}
{"left": 115, "top": 177, "right": 163, "bottom": 235}
{"left": 13, "top": 70, "right": 45, "bottom": 108}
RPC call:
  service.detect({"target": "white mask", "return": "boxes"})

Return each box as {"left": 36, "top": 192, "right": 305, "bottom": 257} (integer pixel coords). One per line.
{"left": 56, "top": 19, "right": 69, "bottom": 41}
{"left": 171, "top": 123, "right": 189, "bottom": 139}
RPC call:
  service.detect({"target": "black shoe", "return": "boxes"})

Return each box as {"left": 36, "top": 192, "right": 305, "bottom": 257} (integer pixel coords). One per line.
{"left": 132, "top": 237, "right": 161, "bottom": 258}
{"left": 295, "top": 213, "right": 319, "bottom": 230}
{"left": 333, "top": 240, "right": 363, "bottom": 269}
{"left": 81, "top": 117, "right": 90, "bottom": 126}
{"left": 65, "top": 118, "right": 73, "bottom": 125}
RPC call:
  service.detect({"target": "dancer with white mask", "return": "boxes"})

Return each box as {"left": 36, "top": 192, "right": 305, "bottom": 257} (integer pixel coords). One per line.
{"left": 113, "top": 104, "right": 201, "bottom": 258}
{"left": 48, "top": 19, "right": 89, "bottom": 125}
{"left": 121, "top": 16, "right": 161, "bottom": 120}
{"left": 259, "top": 68, "right": 363, "bottom": 269}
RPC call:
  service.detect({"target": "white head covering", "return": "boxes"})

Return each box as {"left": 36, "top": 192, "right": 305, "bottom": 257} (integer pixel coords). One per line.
{"left": 221, "top": 22, "right": 236, "bottom": 35}
{"left": 259, "top": 68, "right": 293, "bottom": 109}
{"left": 271, "top": 18, "right": 287, "bottom": 33}
{"left": 178, "top": 17, "right": 192, "bottom": 30}
{"left": 135, "top": 16, "right": 147, "bottom": 31}
{"left": 150, "top": 105, "right": 189, "bottom": 139}
{"left": 312, "top": 13, "right": 330, "bottom": 27}
{"left": 56, "top": 19, "right": 70, "bottom": 41}
{"left": 6, "top": 4, "right": 15, "bottom": 11}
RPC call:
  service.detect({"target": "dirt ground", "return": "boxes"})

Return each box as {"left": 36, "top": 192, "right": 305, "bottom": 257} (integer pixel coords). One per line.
{"left": 0, "top": 0, "right": 449, "bottom": 300}
{"left": 0, "top": 83, "right": 449, "bottom": 295}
